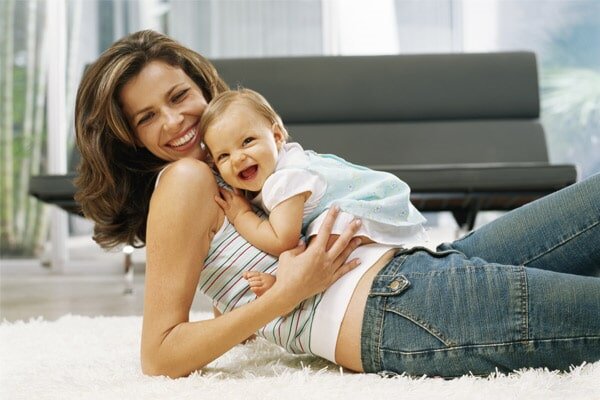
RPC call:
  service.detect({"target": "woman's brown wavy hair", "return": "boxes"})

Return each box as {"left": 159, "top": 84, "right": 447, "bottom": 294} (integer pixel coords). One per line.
{"left": 74, "top": 30, "right": 228, "bottom": 249}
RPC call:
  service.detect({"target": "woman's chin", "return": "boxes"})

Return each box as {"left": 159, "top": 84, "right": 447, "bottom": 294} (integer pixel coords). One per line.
{"left": 169, "top": 145, "right": 206, "bottom": 162}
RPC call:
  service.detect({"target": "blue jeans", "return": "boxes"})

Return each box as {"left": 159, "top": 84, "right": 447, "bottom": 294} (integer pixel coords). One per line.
{"left": 361, "top": 173, "right": 600, "bottom": 377}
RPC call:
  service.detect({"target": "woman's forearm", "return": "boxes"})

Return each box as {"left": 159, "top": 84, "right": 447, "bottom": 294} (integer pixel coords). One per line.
{"left": 142, "top": 285, "right": 295, "bottom": 378}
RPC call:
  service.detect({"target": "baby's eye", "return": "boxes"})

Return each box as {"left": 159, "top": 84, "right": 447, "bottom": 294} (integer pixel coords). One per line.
{"left": 172, "top": 89, "right": 189, "bottom": 103}
{"left": 217, "top": 153, "right": 229, "bottom": 163}
{"left": 242, "top": 137, "right": 254, "bottom": 146}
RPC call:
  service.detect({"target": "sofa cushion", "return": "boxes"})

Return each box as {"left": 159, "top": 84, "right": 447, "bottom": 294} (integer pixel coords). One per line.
{"left": 212, "top": 52, "right": 539, "bottom": 123}
{"left": 288, "top": 120, "right": 550, "bottom": 165}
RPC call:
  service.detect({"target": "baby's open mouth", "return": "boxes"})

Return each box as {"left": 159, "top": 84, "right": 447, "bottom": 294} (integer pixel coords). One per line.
{"left": 238, "top": 165, "right": 258, "bottom": 181}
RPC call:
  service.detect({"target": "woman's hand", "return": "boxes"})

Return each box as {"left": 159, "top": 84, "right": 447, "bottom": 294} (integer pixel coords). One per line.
{"left": 272, "top": 207, "right": 363, "bottom": 314}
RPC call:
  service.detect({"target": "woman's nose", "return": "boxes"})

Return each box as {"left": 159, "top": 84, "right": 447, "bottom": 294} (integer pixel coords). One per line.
{"left": 162, "top": 108, "right": 184, "bottom": 132}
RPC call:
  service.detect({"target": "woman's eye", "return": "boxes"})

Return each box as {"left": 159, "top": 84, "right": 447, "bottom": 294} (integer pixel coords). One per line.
{"left": 138, "top": 113, "right": 153, "bottom": 126}
{"left": 242, "top": 137, "right": 254, "bottom": 146}
{"left": 172, "top": 89, "right": 189, "bottom": 103}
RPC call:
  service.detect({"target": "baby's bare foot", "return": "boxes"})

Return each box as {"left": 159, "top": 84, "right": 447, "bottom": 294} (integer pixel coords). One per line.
{"left": 243, "top": 271, "right": 277, "bottom": 297}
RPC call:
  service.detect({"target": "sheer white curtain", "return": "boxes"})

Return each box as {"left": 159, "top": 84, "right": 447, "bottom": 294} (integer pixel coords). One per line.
{"left": 394, "top": 0, "right": 461, "bottom": 53}
{"left": 169, "top": 0, "right": 324, "bottom": 58}
{"left": 325, "top": 0, "right": 399, "bottom": 55}
{"left": 1, "top": 0, "right": 51, "bottom": 259}
{"left": 168, "top": 0, "right": 459, "bottom": 57}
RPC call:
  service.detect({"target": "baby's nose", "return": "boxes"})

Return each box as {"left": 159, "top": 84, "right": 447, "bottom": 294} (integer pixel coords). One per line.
{"left": 233, "top": 151, "right": 247, "bottom": 163}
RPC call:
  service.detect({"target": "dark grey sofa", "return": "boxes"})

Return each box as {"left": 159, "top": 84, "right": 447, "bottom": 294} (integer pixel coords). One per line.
{"left": 29, "top": 52, "right": 577, "bottom": 229}
{"left": 212, "top": 52, "right": 577, "bottom": 229}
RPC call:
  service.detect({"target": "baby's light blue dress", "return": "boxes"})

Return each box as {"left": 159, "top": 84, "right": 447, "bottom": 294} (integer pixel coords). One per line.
{"left": 253, "top": 143, "right": 427, "bottom": 246}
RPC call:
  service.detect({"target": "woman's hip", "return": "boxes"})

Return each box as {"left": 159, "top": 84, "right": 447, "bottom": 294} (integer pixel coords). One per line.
{"left": 360, "top": 248, "right": 600, "bottom": 376}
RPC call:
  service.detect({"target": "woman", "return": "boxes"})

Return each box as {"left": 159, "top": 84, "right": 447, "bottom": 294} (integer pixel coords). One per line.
{"left": 75, "top": 30, "right": 600, "bottom": 379}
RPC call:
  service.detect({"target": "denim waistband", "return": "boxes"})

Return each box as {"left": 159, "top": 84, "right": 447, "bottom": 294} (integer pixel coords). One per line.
{"left": 360, "top": 251, "right": 407, "bottom": 372}
{"left": 359, "top": 246, "right": 463, "bottom": 372}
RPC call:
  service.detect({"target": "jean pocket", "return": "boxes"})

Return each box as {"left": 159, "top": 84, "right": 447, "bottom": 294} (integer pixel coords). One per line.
{"left": 380, "top": 303, "right": 455, "bottom": 352}
{"left": 371, "top": 274, "right": 455, "bottom": 352}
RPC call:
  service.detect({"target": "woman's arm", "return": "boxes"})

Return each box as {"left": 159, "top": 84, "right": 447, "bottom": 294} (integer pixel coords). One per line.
{"left": 141, "top": 159, "right": 361, "bottom": 378}
{"left": 216, "top": 189, "right": 309, "bottom": 256}
{"left": 213, "top": 306, "right": 256, "bottom": 343}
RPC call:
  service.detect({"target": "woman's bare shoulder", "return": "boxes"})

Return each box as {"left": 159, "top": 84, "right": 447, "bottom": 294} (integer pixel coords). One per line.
{"left": 150, "top": 158, "right": 219, "bottom": 222}
{"left": 157, "top": 158, "right": 216, "bottom": 190}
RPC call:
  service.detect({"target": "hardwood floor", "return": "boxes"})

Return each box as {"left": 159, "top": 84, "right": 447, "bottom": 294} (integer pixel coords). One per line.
{"left": 0, "top": 269, "right": 212, "bottom": 322}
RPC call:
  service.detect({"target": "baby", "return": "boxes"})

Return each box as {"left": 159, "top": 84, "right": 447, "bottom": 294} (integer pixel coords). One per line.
{"left": 200, "top": 89, "right": 426, "bottom": 296}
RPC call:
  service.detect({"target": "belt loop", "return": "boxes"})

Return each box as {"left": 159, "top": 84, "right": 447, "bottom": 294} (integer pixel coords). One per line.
{"left": 387, "top": 253, "right": 408, "bottom": 276}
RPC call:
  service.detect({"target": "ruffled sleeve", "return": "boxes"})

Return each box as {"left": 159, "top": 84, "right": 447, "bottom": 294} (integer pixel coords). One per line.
{"left": 261, "top": 168, "right": 326, "bottom": 216}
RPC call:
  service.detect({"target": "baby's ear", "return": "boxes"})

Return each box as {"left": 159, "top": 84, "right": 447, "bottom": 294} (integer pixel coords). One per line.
{"left": 272, "top": 123, "right": 286, "bottom": 149}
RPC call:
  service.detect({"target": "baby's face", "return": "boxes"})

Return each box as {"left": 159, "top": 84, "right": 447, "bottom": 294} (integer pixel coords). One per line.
{"left": 204, "top": 104, "right": 284, "bottom": 193}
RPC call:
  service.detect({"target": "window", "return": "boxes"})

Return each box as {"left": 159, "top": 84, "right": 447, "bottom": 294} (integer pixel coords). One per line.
{"left": 3, "top": 0, "right": 597, "bottom": 264}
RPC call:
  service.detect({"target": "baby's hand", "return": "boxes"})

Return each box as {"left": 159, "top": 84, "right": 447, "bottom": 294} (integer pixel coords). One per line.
{"left": 215, "top": 188, "right": 252, "bottom": 224}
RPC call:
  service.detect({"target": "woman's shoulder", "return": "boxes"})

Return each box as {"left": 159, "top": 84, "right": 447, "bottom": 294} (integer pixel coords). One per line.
{"left": 152, "top": 159, "right": 218, "bottom": 207}
{"left": 156, "top": 158, "right": 216, "bottom": 190}
{"left": 148, "top": 159, "right": 221, "bottom": 230}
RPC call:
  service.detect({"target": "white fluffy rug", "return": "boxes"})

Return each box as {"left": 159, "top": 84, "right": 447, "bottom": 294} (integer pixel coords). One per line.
{"left": 2, "top": 312, "right": 599, "bottom": 400}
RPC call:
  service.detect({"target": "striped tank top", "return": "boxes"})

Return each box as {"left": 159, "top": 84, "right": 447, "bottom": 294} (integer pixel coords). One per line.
{"left": 199, "top": 215, "right": 323, "bottom": 355}
{"left": 155, "top": 166, "right": 322, "bottom": 354}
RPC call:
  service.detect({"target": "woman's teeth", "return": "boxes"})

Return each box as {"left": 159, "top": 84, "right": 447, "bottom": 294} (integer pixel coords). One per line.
{"left": 169, "top": 129, "right": 196, "bottom": 147}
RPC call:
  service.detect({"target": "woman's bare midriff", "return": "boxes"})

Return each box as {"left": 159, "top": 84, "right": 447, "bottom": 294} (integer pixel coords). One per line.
{"left": 334, "top": 248, "right": 396, "bottom": 372}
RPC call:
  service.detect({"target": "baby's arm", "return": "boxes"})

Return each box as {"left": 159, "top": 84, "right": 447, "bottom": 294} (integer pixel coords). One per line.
{"left": 215, "top": 188, "right": 310, "bottom": 256}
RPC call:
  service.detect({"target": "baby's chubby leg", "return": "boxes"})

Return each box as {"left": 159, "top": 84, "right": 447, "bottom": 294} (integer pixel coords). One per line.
{"left": 243, "top": 271, "right": 277, "bottom": 297}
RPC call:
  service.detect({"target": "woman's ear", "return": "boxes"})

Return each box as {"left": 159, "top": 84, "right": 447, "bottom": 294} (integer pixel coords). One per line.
{"left": 127, "top": 123, "right": 145, "bottom": 148}
{"left": 133, "top": 136, "right": 146, "bottom": 148}
{"left": 126, "top": 130, "right": 145, "bottom": 148}
{"left": 272, "top": 122, "right": 286, "bottom": 150}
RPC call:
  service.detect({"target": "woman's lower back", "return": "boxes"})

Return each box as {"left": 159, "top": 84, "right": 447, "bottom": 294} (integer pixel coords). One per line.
{"left": 335, "top": 248, "right": 396, "bottom": 371}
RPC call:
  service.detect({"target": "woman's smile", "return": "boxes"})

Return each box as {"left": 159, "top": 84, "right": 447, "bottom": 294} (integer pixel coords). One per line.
{"left": 167, "top": 125, "right": 200, "bottom": 151}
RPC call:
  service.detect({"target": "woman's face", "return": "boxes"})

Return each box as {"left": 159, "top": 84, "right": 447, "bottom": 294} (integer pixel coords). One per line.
{"left": 120, "top": 60, "right": 209, "bottom": 162}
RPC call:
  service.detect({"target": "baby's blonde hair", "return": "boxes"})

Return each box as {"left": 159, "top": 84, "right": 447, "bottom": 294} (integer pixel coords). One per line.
{"left": 199, "top": 88, "right": 289, "bottom": 146}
